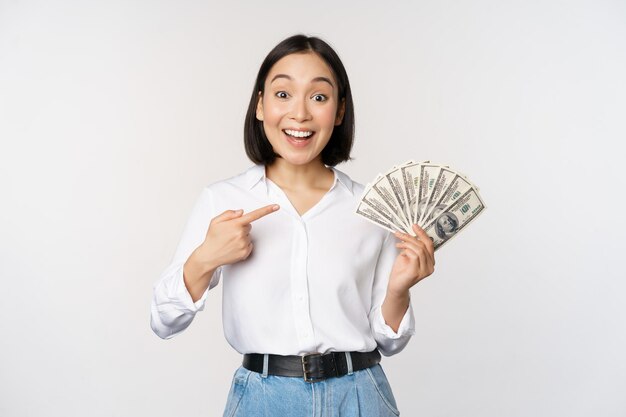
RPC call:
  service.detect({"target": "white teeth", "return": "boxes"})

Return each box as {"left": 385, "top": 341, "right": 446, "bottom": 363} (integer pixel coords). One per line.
{"left": 284, "top": 129, "right": 313, "bottom": 138}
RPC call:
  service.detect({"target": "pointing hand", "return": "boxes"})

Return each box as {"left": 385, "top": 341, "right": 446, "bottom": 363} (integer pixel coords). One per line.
{"left": 196, "top": 204, "right": 280, "bottom": 269}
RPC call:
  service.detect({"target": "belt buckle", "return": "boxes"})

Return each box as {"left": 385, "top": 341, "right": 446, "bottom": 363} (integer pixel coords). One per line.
{"left": 301, "top": 352, "right": 323, "bottom": 383}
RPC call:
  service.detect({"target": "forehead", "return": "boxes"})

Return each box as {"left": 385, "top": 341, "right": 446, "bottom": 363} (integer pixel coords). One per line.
{"left": 265, "top": 52, "right": 336, "bottom": 85}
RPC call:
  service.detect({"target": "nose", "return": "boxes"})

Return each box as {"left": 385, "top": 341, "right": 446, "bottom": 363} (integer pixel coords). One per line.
{"left": 289, "top": 96, "right": 312, "bottom": 122}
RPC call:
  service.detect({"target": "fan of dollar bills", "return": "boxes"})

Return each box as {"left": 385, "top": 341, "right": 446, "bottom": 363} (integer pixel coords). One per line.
{"left": 355, "top": 161, "right": 486, "bottom": 251}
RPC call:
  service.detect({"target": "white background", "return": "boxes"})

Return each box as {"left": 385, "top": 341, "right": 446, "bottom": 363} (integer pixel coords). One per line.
{"left": 1, "top": 1, "right": 625, "bottom": 416}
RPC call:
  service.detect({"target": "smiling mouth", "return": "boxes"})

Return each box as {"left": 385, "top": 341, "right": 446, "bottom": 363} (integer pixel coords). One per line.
{"left": 283, "top": 129, "right": 315, "bottom": 139}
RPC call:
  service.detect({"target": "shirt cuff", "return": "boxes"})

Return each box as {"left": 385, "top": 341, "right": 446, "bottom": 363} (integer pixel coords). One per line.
{"left": 175, "top": 264, "right": 210, "bottom": 312}
{"left": 372, "top": 301, "right": 416, "bottom": 339}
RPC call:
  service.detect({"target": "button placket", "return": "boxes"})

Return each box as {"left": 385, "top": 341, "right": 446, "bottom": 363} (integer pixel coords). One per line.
{"left": 290, "top": 218, "right": 315, "bottom": 350}
{"left": 265, "top": 178, "right": 317, "bottom": 350}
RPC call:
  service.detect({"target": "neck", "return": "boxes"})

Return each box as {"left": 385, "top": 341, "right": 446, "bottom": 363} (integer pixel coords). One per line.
{"left": 265, "top": 158, "right": 334, "bottom": 190}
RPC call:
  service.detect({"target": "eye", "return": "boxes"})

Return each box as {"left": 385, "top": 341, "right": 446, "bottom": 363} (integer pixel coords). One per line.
{"left": 312, "top": 94, "right": 327, "bottom": 102}
{"left": 275, "top": 91, "right": 289, "bottom": 99}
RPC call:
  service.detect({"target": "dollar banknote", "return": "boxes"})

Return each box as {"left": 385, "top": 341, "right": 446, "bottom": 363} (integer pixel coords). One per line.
{"left": 422, "top": 187, "right": 486, "bottom": 250}
{"left": 415, "top": 163, "right": 445, "bottom": 225}
{"left": 420, "top": 171, "right": 475, "bottom": 226}
{"left": 358, "top": 183, "right": 411, "bottom": 233}
{"left": 370, "top": 174, "right": 412, "bottom": 231}
{"left": 383, "top": 161, "right": 415, "bottom": 228}
{"left": 355, "top": 161, "right": 486, "bottom": 251}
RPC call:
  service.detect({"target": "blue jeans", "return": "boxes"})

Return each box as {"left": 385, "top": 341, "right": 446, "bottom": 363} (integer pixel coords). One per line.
{"left": 222, "top": 363, "right": 400, "bottom": 417}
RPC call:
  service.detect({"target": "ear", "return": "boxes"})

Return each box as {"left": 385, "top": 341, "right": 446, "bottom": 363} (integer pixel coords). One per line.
{"left": 334, "top": 98, "right": 346, "bottom": 126}
{"left": 255, "top": 91, "right": 264, "bottom": 121}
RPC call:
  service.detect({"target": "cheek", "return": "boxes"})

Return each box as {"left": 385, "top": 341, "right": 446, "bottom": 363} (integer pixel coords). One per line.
{"left": 313, "top": 105, "right": 339, "bottom": 127}
{"left": 263, "top": 107, "right": 282, "bottom": 124}
{"left": 262, "top": 99, "right": 288, "bottom": 123}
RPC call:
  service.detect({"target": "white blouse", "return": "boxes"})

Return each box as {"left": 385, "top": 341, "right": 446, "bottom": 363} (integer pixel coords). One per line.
{"left": 150, "top": 164, "right": 415, "bottom": 356}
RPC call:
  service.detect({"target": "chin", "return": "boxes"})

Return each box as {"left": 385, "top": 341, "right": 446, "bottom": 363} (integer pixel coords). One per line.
{"left": 276, "top": 152, "right": 320, "bottom": 166}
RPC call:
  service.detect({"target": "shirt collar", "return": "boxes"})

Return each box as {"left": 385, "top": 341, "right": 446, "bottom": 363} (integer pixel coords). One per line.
{"left": 245, "top": 164, "right": 266, "bottom": 190}
{"left": 245, "top": 164, "right": 354, "bottom": 196}
{"left": 330, "top": 166, "right": 354, "bottom": 196}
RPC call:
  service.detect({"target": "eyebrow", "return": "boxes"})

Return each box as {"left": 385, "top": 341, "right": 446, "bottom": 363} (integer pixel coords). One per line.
{"left": 270, "top": 74, "right": 335, "bottom": 88}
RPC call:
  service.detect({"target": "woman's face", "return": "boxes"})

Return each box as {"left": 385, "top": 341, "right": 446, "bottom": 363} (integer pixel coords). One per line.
{"left": 256, "top": 52, "right": 345, "bottom": 167}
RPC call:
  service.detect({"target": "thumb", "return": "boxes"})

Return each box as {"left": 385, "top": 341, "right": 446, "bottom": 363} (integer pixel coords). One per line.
{"left": 213, "top": 209, "right": 244, "bottom": 223}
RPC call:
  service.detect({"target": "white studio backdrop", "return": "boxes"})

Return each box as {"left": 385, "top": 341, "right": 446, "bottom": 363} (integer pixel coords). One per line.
{"left": 1, "top": 0, "right": 625, "bottom": 416}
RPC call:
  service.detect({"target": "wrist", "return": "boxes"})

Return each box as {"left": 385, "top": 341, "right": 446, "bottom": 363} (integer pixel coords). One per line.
{"left": 197, "top": 242, "right": 223, "bottom": 272}
{"left": 183, "top": 250, "right": 217, "bottom": 303}
{"left": 186, "top": 247, "right": 219, "bottom": 282}
{"left": 381, "top": 288, "right": 410, "bottom": 333}
{"left": 386, "top": 285, "right": 410, "bottom": 301}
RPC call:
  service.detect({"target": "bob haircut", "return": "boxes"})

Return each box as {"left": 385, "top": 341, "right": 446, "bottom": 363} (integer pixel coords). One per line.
{"left": 244, "top": 34, "right": 355, "bottom": 167}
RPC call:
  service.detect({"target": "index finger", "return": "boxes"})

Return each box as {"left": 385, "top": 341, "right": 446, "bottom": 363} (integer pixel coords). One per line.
{"left": 412, "top": 224, "right": 435, "bottom": 253}
{"left": 238, "top": 204, "right": 280, "bottom": 224}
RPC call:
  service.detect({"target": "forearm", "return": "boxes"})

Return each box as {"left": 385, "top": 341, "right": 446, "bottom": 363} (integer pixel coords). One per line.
{"left": 183, "top": 247, "right": 218, "bottom": 303}
{"left": 381, "top": 288, "right": 410, "bottom": 333}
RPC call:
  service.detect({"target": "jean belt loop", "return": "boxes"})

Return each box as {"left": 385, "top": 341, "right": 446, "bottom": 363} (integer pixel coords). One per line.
{"left": 344, "top": 352, "right": 354, "bottom": 375}
{"left": 261, "top": 354, "right": 269, "bottom": 378}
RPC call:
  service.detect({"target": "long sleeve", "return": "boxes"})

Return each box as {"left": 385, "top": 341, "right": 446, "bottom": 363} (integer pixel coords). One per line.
{"left": 150, "top": 187, "right": 221, "bottom": 339}
{"left": 368, "top": 231, "right": 416, "bottom": 356}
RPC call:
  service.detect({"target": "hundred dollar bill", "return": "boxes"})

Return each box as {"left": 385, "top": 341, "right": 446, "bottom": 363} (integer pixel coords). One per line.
{"left": 384, "top": 160, "right": 415, "bottom": 228}
{"left": 370, "top": 174, "right": 412, "bottom": 231}
{"left": 421, "top": 171, "right": 475, "bottom": 226}
{"left": 419, "top": 167, "right": 459, "bottom": 225}
{"left": 355, "top": 199, "right": 403, "bottom": 233}
{"left": 423, "top": 187, "right": 486, "bottom": 251}
{"left": 399, "top": 161, "right": 427, "bottom": 230}
{"left": 358, "top": 183, "right": 411, "bottom": 233}
{"left": 415, "top": 163, "right": 444, "bottom": 226}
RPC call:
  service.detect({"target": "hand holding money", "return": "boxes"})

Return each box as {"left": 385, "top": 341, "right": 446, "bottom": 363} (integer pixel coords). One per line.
{"left": 355, "top": 160, "right": 486, "bottom": 251}
{"left": 388, "top": 224, "right": 436, "bottom": 293}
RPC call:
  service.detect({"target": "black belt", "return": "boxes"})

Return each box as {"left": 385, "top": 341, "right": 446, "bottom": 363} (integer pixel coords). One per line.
{"left": 242, "top": 349, "right": 381, "bottom": 383}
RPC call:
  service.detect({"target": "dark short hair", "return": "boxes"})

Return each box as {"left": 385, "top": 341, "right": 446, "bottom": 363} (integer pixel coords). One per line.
{"left": 244, "top": 34, "right": 355, "bottom": 166}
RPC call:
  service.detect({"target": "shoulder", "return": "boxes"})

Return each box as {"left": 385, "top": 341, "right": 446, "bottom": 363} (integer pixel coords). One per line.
{"left": 194, "top": 165, "right": 268, "bottom": 215}
{"left": 330, "top": 166, "right": 366, "bottom": 198}
{"left": 201, "top": 164, "right": 263, "bottom": 195}
{"left": 330, "top": 166, "right": 391, "bottom": 241}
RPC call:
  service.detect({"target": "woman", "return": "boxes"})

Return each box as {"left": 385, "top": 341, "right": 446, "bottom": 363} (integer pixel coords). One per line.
{"left": 151, "top": 34, "right": 435, "bottom": 417}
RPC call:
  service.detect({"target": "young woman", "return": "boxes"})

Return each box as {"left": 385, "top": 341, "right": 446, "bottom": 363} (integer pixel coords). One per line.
{"left": 151, "top": 34, "right": 435, "bottom": 417}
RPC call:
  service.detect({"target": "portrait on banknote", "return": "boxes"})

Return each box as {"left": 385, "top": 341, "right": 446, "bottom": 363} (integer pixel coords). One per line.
{"left": 435, "top": 212, "right": 459, "bottom": 240}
